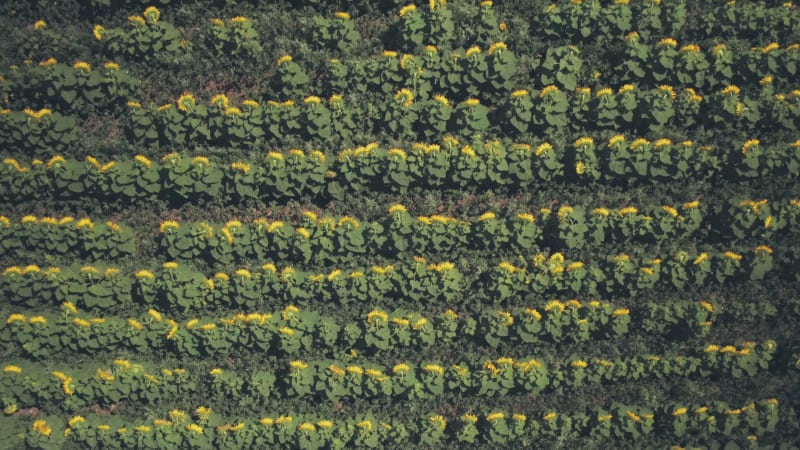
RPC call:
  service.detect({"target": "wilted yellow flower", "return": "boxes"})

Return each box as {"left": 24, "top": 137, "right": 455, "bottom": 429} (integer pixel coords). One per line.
{"left": 73, "top": 318, "right": 91, "bottom": 328}
{"left": 662, "top": 205, "right": 680, "bottom": 218}
{"left": 534, "top": 142, "right": 553, "bottom": 157}
{"left": 658, "top": 37, "right": 678, "bottom": 48}
{"left": 594, "top": 87, "right": 612, "bottom": 97}
{"left": 465, "top": 46, "right": 482, "bottom": 58}
{"left": 693, "top": 253, "right": 709, "bottom": 265}
{"left": 626, "top": 411, "right": 642, "bottom": 422}
{"left": 425, "top": 95, "right": 449, "bottom": 109}
{"left": 3, "top": 365, "right": 22, "bottom": 374}
{"left": 345, "top": 365, "right": 364, "bottom": 376}
{"left": 653, "top": 138, "right": 672, "bottom": 149}
{"left": 367, "top": 309, "right": 389, "bottom": 324}
{"left": 495, "top": 310, "right": 513, "bottom": 326}
{"left": 755, "top": 245, "right": 773, "bottom": 254}
{"left": 488, "top": 41, "right": 507, "bottom": 55}
{"left": 477, "top": 211, "right": 496, "bottom": 221}
{"left": 144, "top": 6, "right": 161, "bottom": 21}
{"left": 722, "top": 85, "right": 741, "bottom": 96}
{"left": 223, "top": 105, "right": 241, "bottom": 116}
{"left": 399, "top": 4, "right": 417, "bottom": 16}
{"left": 93, "top": 24, "right": 105, "bottom": 40}
{"left": 267, "top": 151, "right": 284, "bottom": 162}
{"left": 234, "top": 268, "right": 252, "bottom": 279}
{"left": 147, "top": 309, "right": 163, "bottom": 322}
{"left": 32, "top": 420, "right": 52, "bottom": 436}
{"left": 682, "top": 200, "right": 700, "bottom": 209}
{"left": 422, "top": 364, "right": 444, "bottom": 375}
{"left": 742, "top": 139, "right": 760, "bottom": 154}
{"left": 135, "top": 270, "right": 155, "bottom": 280}
{"left": 485, "top": 412, "right": 504, "bottom": 422}
{"left": 680, "top": 44, "right": 700, "bottom": 53}
{"left": 613, "top": 254, "right": 631, "bottom": 263}
{"left": 658, "top": 85, "right": 676, "bottom": 101}
{"left": 762, "top": 42, "right": 780, "bottom": 53}
{"left": 28, "top": 316, "right": 47, "bottom": 325}
{"left": 458, "top": 413, "right": 477, "bottom": 424}
{"left": 721, "top": 251, "right": 742, "bottom": 261}
{"left": 544, "top": 300, "right": 564, "bottom": 313}
{"left": 23, "top": 265, "right": 40, "bottom": 274}
{"left": 540, "top": 85, "right": 560, "bottom": 98}
{"left": 128, "top": 14, "right": 146, "bottom": 25}
{"left": 613, "top": 308, "right": 630, "bottom": 317}
{"left": 413, "top": 318, "right": 428, "bottom": 330}
{"left": 73, "top": 61, "right": 92, "bottom": 72}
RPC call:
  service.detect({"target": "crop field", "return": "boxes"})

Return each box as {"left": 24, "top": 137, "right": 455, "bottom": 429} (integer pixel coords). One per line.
{"left": 1, "top": 0, "right": 799, "bottom": 448}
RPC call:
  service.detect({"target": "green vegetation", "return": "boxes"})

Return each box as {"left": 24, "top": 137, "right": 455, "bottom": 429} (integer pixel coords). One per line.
{"left": 1, "top": 0, "right": 799, "bottom": 448}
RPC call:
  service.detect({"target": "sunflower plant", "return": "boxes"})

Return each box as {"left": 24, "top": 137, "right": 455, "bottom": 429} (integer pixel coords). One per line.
{"left": 161, "top": 154, "right": 223, "bottom": 202}
{"left": 417, "top": 95, "right": 452, "bottom": 138}
{"left": 273, "top": 55, "right": 310, "bottom": 99}
{"left": 636, "top": 87, "right": 675, "bottom": 133}
{"left": 532, "top": 85, "right": 569, "bottom": 134}
{"left": 472, "top": 2, "right": 506, "bottom": 45}
{"left": 502, "top": 89, "right": 532, "bottom": 134}
{"left": 311, "top": 13, "right": 361, "bottom": 54}
{"left": 452, "top": 98, "right": 489, "bottom": 136}
{"left": 0, "top": 109, "right": 78, "bottom": 155}
{"left": 381, "top": 89, "right": 417, "bottom": 138}
{"left": 12, "top": 60, "right": 139, "bottom": 113}
{"left": 537, "top": 45, "right": 582, "bottom": 91}
{"left": 396, "top": 2, "right": 454, "bottom": 52}
{"left": 97, "top": 8, "right": 187, "bottom": 63}
{"left": 207, "top": 17, "right": 262, "bottom": 60}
